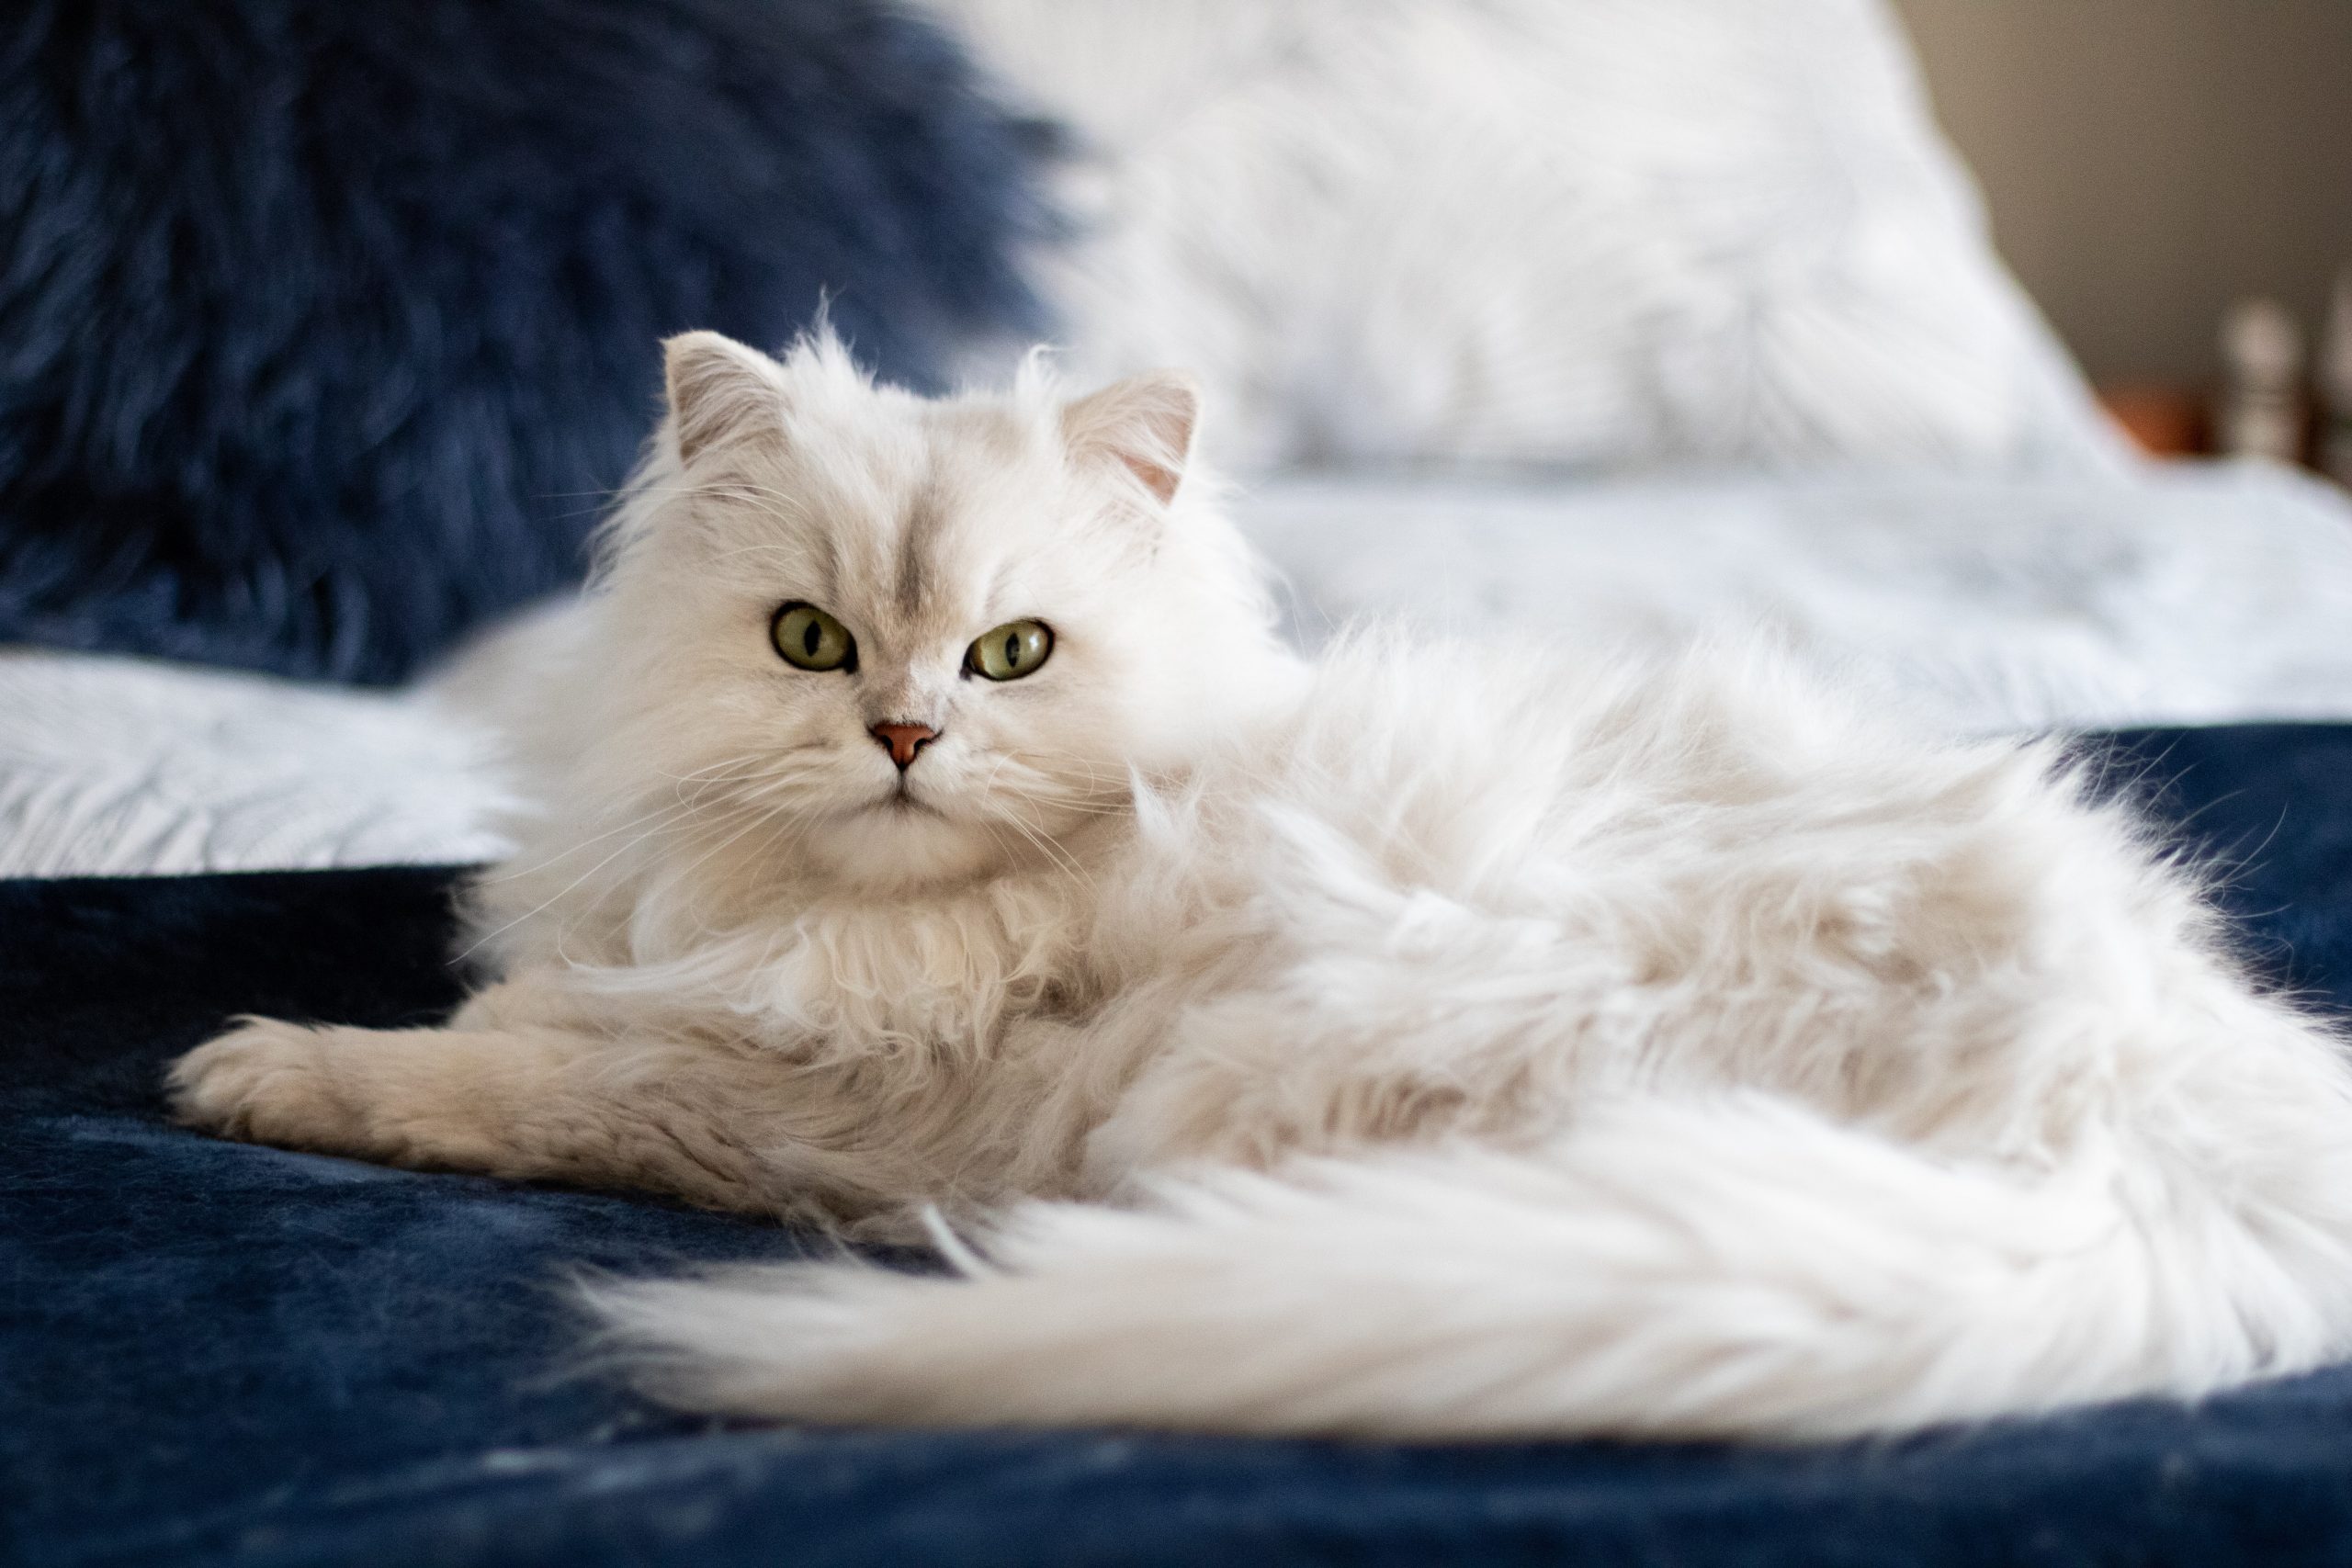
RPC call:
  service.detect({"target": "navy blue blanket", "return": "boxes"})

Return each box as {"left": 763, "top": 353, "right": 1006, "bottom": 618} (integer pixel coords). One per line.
{"left": 8, "top": 726, "right": 2352, "bottom": 1567}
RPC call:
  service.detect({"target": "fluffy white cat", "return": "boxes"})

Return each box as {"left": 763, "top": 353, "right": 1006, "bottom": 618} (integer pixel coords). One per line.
{"left": 172, "top": 329, "right": 2352, "bottom": 1440}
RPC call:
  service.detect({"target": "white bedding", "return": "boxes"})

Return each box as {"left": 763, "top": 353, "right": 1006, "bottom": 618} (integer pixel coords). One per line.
{"left": 1250, "top": 461, "right": 2352, "bottom": 731}
{"left": 6, "top": 460, "right": 2349, "bottom": 877}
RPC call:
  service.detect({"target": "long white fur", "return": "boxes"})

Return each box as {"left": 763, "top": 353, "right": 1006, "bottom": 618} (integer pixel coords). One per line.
{"left": 173, "top": 330, "right": 2352, "bottom": 1440}
{"left": 924, "top": 0, "right": 2124, "bottom": 475}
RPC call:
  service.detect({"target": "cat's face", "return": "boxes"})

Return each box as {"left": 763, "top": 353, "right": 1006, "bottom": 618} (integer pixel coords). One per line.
{"left": 582, "top": 330, "right": 1295, "bottom": 893}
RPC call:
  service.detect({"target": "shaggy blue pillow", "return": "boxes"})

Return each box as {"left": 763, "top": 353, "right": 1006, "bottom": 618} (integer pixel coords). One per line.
{"left": 0, "top": 0, "right": 1048, "bottom": 682}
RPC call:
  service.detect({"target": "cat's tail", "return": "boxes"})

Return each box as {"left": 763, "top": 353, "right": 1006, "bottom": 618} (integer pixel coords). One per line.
{"left": 586, "top": 1090, "right": 2352, "bottom": 1440}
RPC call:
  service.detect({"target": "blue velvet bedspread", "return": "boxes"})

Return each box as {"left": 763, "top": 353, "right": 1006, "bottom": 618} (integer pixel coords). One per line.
{"left": 8, "top": 725, "right": 2352, "bottom": 1567}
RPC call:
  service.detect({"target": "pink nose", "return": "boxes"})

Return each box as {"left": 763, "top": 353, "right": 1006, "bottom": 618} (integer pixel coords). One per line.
{"left": 870, "top": 721, "right": 938, "bottom": 770}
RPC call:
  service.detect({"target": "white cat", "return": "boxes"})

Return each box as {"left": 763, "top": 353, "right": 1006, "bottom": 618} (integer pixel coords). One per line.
{"left": 172, "top": 329, "right": 2352, "bottom": 1440}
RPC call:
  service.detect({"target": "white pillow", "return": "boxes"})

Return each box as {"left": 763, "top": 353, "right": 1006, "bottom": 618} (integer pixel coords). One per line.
{"left": 933, "top": 0, "right": 2127, "bottom": 475}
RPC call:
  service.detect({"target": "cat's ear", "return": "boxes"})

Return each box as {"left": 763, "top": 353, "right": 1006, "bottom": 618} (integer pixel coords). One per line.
{"left": 663, "top": 331, "right": 787, "bottom": 466}
{"left": 1062, "top": 370, "right": 1201, "bottom": 507}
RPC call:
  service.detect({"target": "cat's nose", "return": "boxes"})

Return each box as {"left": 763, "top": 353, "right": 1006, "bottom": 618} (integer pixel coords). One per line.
{"left": 869, "top": 721, "right": 939, "bottom": 770}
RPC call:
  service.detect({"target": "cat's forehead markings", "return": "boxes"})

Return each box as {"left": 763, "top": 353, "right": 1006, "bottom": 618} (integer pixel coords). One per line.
{"left": 802, "top": 508, "right": 843, "bottom": 603}
{"left": 893, "top": 470, "right": 945, "bottom": 616}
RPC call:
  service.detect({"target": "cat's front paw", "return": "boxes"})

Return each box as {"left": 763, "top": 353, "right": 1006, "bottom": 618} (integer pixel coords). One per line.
{"left": 168, "top": 1018, "right": 366, "bottom": 1154}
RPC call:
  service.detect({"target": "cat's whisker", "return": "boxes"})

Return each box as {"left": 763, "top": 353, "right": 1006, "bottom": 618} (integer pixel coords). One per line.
{"left": 475, "top": 800, "right": 699, "bottom": 886}
{"left": 477, "top": 754, "right": 790, "bottom": 885}
{"left": 622, "top": 479, "right": 822, "bottom": 528}
{"left": 986, "top": 795, "right": 1092, "bottom": 887}
{"left": 655, "top": 791, "right": 826, "bottom": 897}
{"left": 647, "top": 752, "right": 789, "bottom": 786}
{"left": 736, "top": 799, "right": 826, "bottom": 885}
{"left": 457, "top": 810, "right": 712, "bottom": 962}
{"left": 459, "top": 763, "right": 807, "bottom": 960}
{"left": 957, "top": 752, "right": 1087, "bottom": 885}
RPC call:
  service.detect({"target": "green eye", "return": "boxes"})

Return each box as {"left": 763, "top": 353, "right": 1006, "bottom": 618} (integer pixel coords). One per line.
{"left": 771, "top": 603, "right": 856, "bottom": 672}
{"left": 967, "top": 619, "right": 1053, "bottom": 682}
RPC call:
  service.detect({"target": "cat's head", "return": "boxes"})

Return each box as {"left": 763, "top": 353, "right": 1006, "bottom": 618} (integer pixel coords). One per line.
{"left": 564, "top": 328, "right": 1296, "bottom": 895}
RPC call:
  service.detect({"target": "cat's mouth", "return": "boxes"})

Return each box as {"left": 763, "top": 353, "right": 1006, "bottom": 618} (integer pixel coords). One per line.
{"left": 867, "top": 784, "right": 944, "bottom": 819}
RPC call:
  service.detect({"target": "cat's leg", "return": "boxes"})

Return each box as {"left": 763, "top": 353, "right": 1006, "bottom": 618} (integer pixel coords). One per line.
{"left": 167, "top": 1008, "right": 781, "bottom": 1214}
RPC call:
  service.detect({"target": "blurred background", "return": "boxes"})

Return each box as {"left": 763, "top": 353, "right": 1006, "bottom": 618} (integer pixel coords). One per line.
{"left": 1899, "top": 0, "right": 2352, "bottom": 463}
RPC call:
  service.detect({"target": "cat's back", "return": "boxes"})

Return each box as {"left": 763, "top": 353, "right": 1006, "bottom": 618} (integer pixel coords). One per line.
{"left": 1095, "top": 634, "right": 2173, "bottom": 1165}
{"left": 1169, "top": 631, "right": 2018, "bottom": 876}
{"left": 1124, "top": 631, "right": 2093, "bottom": 987}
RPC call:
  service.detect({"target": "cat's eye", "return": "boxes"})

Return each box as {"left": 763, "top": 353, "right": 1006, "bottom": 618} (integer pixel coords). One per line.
{"left": 967, "top": 619, "right": 1054, "bottom": 682}
{"left": 772, "top": 603, "right": 856, "bottom": 672}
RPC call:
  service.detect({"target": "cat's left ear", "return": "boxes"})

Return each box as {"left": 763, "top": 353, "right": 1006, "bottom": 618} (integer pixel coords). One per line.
{"left": 1062, "top": 370, "right": 1200, "bottom": 507}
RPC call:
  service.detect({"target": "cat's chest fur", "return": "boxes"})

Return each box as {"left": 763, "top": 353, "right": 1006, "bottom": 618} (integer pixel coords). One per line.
{"left": 726, "top": 871, "right": 1107, "bottom": 1062}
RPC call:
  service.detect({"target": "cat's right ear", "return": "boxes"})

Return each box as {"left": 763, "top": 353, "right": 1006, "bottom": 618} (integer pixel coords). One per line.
{"left": 663, "top": 332, "right": 787, "bottom": 466}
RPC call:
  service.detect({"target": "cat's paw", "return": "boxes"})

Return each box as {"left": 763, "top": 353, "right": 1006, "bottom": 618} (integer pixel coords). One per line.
{"left": 168, "top": 1018, "right": 367, "bottom": 1153}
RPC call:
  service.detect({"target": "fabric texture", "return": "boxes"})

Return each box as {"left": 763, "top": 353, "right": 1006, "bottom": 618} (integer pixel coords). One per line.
{"left": 0, "top": 649, "right": 514, "bottom": 876}
{"left": 1246, "top": 462, "right": 2352, "bottom": 731}
{"left": 932, "top": 0, "right": 2126, "bottom": 475}
{"left": 7, "top": 725, "right": 2352, "bottom": 1565}
{"left": 0, "top": 0, "right": 1047, "bottom": 684}
{"left": 8, "top": 463, "right": 2352, "bottom": 879}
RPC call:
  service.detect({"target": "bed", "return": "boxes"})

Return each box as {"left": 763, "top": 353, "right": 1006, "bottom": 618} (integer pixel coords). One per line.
{"left": 10, "top": 721, "right": 2352, "bottom": 1566}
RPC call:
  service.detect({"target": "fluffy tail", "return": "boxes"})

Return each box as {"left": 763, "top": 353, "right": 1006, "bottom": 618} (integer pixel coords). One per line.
{"left": 588, "top": 1095, "right": 2352, "bottom": 1440}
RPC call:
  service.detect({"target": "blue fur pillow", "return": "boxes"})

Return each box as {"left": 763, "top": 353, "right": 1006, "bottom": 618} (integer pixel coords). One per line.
{"left": 0, "top": 0, "right": 1048, "bottom": 682}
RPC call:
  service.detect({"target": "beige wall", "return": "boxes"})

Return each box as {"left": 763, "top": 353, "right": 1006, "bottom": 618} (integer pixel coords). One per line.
{"left": 1893, "top": 0, "right": 2352, "bottom": 385}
